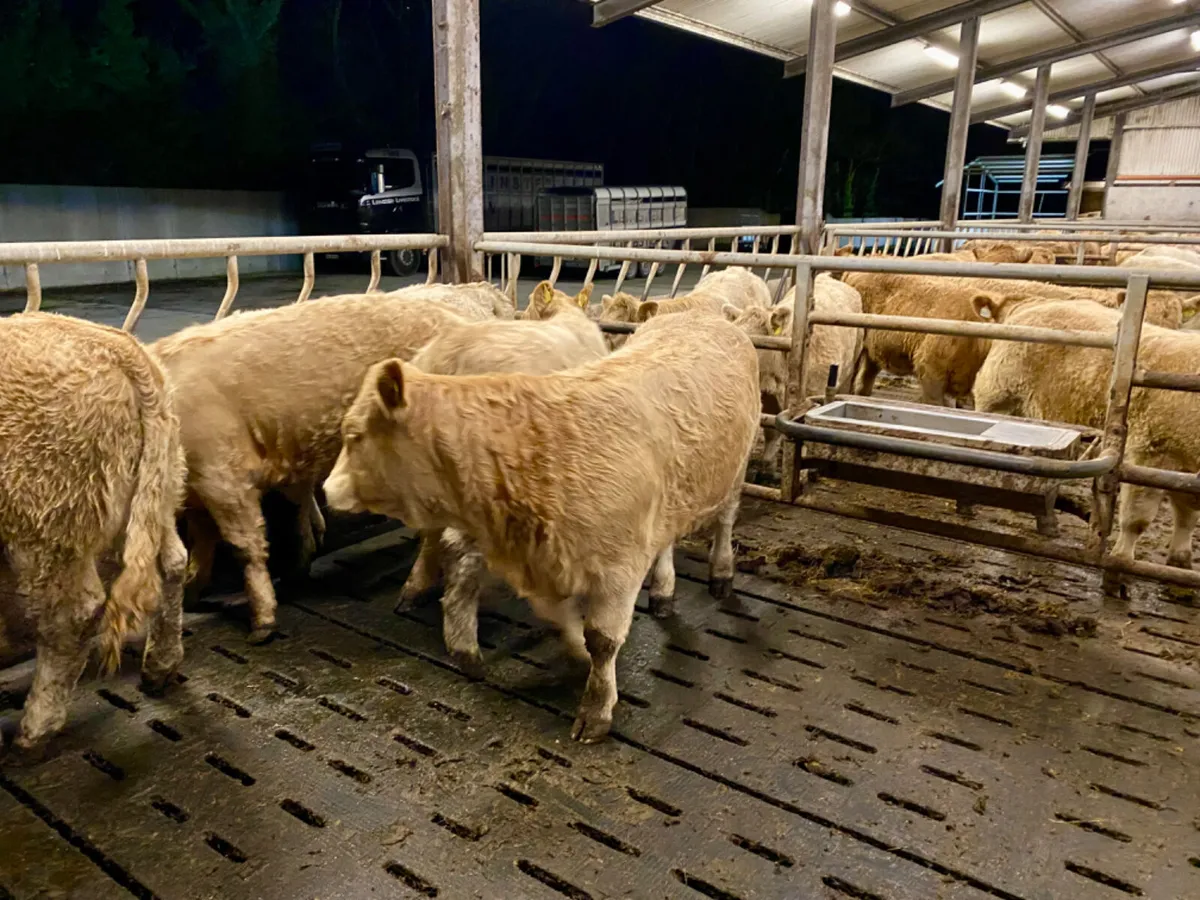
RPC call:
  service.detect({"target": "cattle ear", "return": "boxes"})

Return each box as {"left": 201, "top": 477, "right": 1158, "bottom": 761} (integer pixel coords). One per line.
{"left": 972, "top": 294, "right": 997, "bottom": 321}
{"left": 770, "top": 305, "right": 792, "bottom": 335}
{"left": 637, "top": 300, "right": 659, "bottom": 322}
{"left": 722, "top": 303, "right": 741, "bottom": 322}
{"left": 375, "top": 359, "right": 407, "bottom": 412}
{"left": 530, "top": 280, "right": 554, "bottom": 314}
{"left": 576, "top": 283, "right": 594, "bottom": 308}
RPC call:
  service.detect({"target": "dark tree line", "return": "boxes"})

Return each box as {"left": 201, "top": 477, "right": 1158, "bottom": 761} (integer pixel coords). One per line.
{"left": 0, "top": 0, "right": 1010, "bottom": 217}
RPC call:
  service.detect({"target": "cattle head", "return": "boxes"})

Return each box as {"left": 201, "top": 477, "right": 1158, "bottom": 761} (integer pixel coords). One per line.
{"left": 600, "top": 292, "right": 641, "bottom": 324}
{"left": 972, "top": 292, "right": 1027, "bottom": 323}
{"left": 525, "top": 280, "right": 593, "bottom": 320}
{"left": 723, "top": 303, "right": 791, "bottom": 338}
{"left": 324, "top": 359, "right": 442, "bottom": 527}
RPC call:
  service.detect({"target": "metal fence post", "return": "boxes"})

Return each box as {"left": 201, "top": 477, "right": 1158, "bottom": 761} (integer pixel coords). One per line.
{"left": 1089, "top": 273, "right": 1149, "bottom": 562}
{"left": 781, "top": 262, "right": 814, "bottom": 503}
{"left": 367, "top": 250, "right": 382, "bottom": 292}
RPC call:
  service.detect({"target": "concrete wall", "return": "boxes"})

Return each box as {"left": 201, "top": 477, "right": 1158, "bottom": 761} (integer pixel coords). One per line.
{"left": 0, "top": 184, "right": 299, "bottom": 290}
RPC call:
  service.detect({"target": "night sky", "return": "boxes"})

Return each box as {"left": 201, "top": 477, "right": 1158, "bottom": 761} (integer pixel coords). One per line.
{"left": 0, "top": 0, "right": 1104, "bottom": 219}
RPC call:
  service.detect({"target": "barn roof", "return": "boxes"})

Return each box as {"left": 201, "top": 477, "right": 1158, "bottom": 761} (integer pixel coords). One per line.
{"left": 588, "top": 1, "right": 1200, "bottom": 132}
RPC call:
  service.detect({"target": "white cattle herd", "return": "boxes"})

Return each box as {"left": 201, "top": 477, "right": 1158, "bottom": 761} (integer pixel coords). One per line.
{"left": 2, "top": 238, "right": 1199, "bottom": 755}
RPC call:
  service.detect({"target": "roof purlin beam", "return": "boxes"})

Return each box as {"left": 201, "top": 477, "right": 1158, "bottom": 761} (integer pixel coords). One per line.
{"left": 970, "top": 58, "right": 1200, "bottom": 124}
{"left": 892, "top": 11, "right": 1200, "bottom": 107}
{"left": 1009, "top": 81, "right": 1200, "bottom": 139}
{"left": 783, "top": 0, "right": 1026, "bottom": 78}
{"left": 591, "top": 0, "right": 662, "bottom": 28}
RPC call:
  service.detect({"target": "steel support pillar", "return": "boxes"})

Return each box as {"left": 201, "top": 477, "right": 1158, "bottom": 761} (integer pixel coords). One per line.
{"left": 1066, "top": 93, "right": 1096, "bottom": 221}
{"left": 1104, "top": 112, "right": 1127, "bottom": 219}
{"left": 796, "top": 0, "right": 837, "bottom": 256}
{"left": 938, "top": 16, "right": 981, "bottom": 249}
{"left": 432, "top": 0, "right": 484, "bottom": 283}
{"left": 1018, "top": 64, "right": 1052, "bottom": 223}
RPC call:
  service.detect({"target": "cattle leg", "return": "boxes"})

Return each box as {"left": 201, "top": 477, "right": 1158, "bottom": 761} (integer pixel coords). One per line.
{"left": 200, "top": 482, "right": 276, "bottom": 643}
{"left": 857, "top": 354, "right": 880, "bottom": 396}
{"left": 1166, "top": 491, "right": 1200, "bottom": 569}
{"left": 918, "top": 377, "right": 948, "bottom": 408}
{"left": 438, "top": 528, "right": 485, "bottom": 678}
{"left": 141, "top": 527, "right": 188, "bottom": 696}
{"left": 527, "top": 593, "right": 588, "bottom": 662}
{"left": 571, "top": 583, "right": 638, "bottom": 743}
{"left": 12, "top": 551, "right": 102, "bottom": 756}
{"left": 709, "top": 483, "right": 743, "bottom": 600}
{"left": 648, "top": 546, "right": 676, "bottom": 618}
{"left": 760, "top": 427, "right": 785, "bottom": 478}
{"left": 282, "top": 483, "right": 322, "bottom": 578}
{"left": 398, "top": 528, "right": 445, "bottom": 610}
{"left": 183, "top": 507, "right": 220, "bottom": 605}
{"left": 1112, "top": 484, "right": 1164, "bottom": 564}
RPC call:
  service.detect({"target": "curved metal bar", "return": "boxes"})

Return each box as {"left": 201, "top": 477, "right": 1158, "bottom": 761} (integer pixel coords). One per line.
{"left": 24, "top": 263, "right": 41, "bottom": 313}
{"left": 548, "top": 256, "right": 563, "bottom": 288}
{"left": 122, "top": 259, "right": 150, "bottom": 332}
{"left": 296, "top": 252, "right": 315, "bottom": 303}
{"left": 774, "top": 415, "right": 1119, "bottom": 480}
{"left": 367, "top": 250, "right": 382, "bottom": 292}
{"left": 426, "top": 248, "right": 439, "bottom": 285}
{"left": 214, "top": 256, "right": 240, "bottom": 320}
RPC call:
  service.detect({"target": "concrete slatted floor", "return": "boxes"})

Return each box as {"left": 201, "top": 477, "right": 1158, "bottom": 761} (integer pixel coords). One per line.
{"left": 2, "top": 515, "right": 1199, "bottom": 900}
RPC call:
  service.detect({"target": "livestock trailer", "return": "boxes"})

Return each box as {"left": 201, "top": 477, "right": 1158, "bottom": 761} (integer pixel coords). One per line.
{"left": 534, "top": 185, "right": 688, "bottom": 270}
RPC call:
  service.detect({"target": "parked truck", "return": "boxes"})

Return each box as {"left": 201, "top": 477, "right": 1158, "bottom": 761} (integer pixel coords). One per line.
{"left": 302, "top": 143, "right": 604, "bottom": 275}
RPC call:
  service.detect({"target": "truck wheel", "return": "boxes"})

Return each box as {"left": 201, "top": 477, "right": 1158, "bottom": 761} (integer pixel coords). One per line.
{"left": 388, "top": 248, "right": 420, "bottom": 277}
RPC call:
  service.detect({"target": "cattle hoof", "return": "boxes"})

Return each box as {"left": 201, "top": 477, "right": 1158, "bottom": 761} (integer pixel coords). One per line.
{"left": 247, "top": 624, "right": 277, "bottom": 645}
{"left": 570, "top": 713, "right": 612, "bottom": 744}
{"left": 452, "top": 650, "right": 486, "bottom": 681}
{"left": 1166, "top": 552, "right": 1193, "bottom": 570}
{"left": 708, "top": 578, "right": 733, "bottom": 600}
{"left": 648, "top": 593, "right": 676, "bottom": 619}
{"left": 3, "top": 739, "right": 49, "bottom": 768}
{"left": 139, "top": 670, "right": 176, "bottom": 698}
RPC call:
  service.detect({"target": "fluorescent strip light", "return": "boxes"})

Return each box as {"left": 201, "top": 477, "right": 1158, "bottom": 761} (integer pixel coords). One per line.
{"left": 998, "top": 80, "right": 1027, "bottom": 99}
{"left": 924, "top": 45, "right": 959, "bottom": 68}
{"left": 1046, "top": 104, "right": 1070, "bottom": 119}
{"left": 834, "top": 1, "right": 852, "bottom": 16}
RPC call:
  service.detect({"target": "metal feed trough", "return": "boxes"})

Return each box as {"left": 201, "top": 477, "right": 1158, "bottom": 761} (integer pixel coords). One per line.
{"left": 796, "top": 397, "right": 1089, "bottom": 536}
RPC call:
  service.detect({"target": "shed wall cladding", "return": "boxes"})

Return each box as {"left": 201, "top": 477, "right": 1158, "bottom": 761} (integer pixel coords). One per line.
{"left": 1117, "top": 96, "right": 1200, "bottom": 179}
{"left": 1107, "top": 96, "right": 1200, "bottom": 221}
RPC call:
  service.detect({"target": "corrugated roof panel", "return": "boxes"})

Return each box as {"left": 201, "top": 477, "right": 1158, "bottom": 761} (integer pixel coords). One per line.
{"left": 1100, "top": 29, "right": 1198, "bottom": 68}
{"left": 1128, "top": 95, "right": 1200, "bottom": 129}
{"left": 1048, "top": 0, "right": 1165, "bottom": 39}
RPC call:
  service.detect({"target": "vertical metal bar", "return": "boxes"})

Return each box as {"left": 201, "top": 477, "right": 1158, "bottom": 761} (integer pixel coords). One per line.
{"left": 762, "top": 233, "right": 781, "bottom": 282}
{"left": 1019, "top": 64, "right": 1052, "bottom": 223}
{"left": 1066, "top": 93, "right": 1096, "bottom": 221}
{"left": 781, "top": 263, "right": 814, "bottom": 504}
{"left": 1089, "top": 273, "right": 1149, "bottom": 560}
{"left": 368, "top": 250, "right": 382, "bottom": 293}
{"left": 939, "top": 16, "right": 980, "bottom": 252}
{"left": 670, "top": 238, "right": 690, "bottom": 298}
{"left": 750, "top": 235, "right": 761, "bottom": 274}
{"left": 903, "top": 236, "right": 913, "bottom": 257}
{"left": 214, "top": 256, "right": 240, "bottom": 320}
{"left": 426, "top": 247, "right": 440, "bottom": 285}
{"left": 549, "top": 256, "right": 563, "bottom": 287}
{"left": 122, "top": 259, "right": 150, "bottom": 332}
{"left": 701, "top": 237, "right": 716, "bottom": 280}
{"left": 296, "top": 252, "right": 315, "bottom": 303}
{"left": 23, "top": 263, "right": 41, "bottom": 313}
{"left": 486, "top": 252, "right": 494, "bottom": 284}
{"left": 1104, "top": 112, "right": 1127, "bottom": 218}
{"left": 432, "top": 0, "right": 484, "bottom": 282}
{"left": 583, "top": 257, "right": 599, "bottom": 290}
{"left": 796, "top": 0, "right": 836, "bottom": 255}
